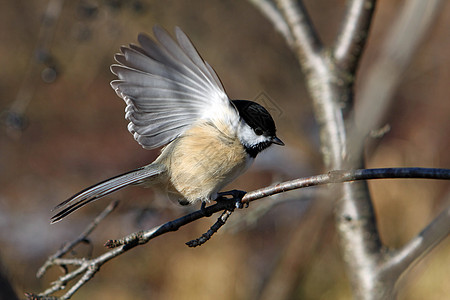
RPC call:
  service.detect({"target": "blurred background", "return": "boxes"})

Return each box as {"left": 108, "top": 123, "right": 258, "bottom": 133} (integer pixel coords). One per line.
{"left": 0, "top": 0, "right": 449, "bottom": 299}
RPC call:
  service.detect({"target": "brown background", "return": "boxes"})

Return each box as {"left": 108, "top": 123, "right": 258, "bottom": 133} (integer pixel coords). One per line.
{"left": 0, "top": 0, "right": 449, "bottom": 299}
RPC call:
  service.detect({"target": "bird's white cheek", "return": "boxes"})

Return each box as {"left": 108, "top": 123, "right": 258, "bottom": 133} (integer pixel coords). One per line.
{"left": 237, "top": 122, "right": 267, "bottom": 148}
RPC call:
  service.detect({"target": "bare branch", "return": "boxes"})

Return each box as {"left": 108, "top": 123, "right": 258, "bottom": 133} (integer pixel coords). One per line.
{"left": 333, "top": 0, "right": 377, "bottom": 73}
{"left": 186, "top": 209, "right": 234, "bottom": 247}
{"left": 37, "top": 200, "right": 119, "bottom": 278}
{"left": 271, "top": 1, "right": 349, "bottom": 171}
{"left": 275, "top": 0, "right": 323, "bottom": 71}
{"left": 32, "top": 168, "right": 449, "bottom": 299}
{"left": 241, "top": 168, "right": 449, "bottom": 205}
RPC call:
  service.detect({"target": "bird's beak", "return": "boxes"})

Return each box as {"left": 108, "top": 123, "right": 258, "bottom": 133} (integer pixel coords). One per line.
{"left": 271, "top": 136, "right": 284, "bottom": 146}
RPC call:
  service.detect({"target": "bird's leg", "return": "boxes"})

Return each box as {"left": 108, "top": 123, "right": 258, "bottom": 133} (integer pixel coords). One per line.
{"left": 201, "top": 201, "right": 212, "bottom": 217}
{"left": 201, "top": 190, "right": 247, "bottom": 215}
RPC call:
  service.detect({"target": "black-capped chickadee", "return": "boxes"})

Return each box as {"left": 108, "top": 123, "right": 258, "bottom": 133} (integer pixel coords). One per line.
{"left": 51, "top": 26, "right": 284, "bottom": 223}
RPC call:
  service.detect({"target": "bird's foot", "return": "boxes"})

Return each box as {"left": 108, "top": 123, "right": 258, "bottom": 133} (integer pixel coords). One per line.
{"left": 217, "top": 190, "right": 248, "bottom": 209}
{"left": 201, "top": 201, "right": 212, "bottom": 217}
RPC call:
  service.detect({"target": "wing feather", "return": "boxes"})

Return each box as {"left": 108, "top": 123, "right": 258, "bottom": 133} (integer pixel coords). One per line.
{"left": 110, "top": 26, "right": 237, "bottom": 149}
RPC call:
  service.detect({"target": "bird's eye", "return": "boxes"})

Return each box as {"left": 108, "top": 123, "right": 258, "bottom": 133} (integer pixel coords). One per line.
{"left": 254, "top": 128, "right": 263, "bottom": 136}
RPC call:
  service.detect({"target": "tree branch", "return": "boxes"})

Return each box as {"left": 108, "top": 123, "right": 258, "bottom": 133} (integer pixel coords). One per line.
{"left": 31, "top": 168, "right": 449, "bottom": 299}
{"left": 186, "top": 209, "right": 234, "bottom": 247}
{"left": 242, "top": 168, "right": 449, "bottom": 204}
{"left": 275, "top": 0, "right": 323, "bottom": 71}
{"left": 276, "top": 0, "right": 352, "bottom": 172}
{"left": 333, "top": 0, "right": 377, "bottom": 73}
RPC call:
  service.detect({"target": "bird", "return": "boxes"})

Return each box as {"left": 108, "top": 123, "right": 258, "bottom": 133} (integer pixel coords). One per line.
{"left": 51, "top": 25, "right": 284, "bottom": 223}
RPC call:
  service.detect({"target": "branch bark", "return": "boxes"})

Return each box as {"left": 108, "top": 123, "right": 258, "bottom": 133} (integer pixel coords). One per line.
{"left": 334, "top": 0, "right": 377, "bottom": 73}
{"left": 275, "top": 0, "right": 323, "bottom": 74}
{"left": 31, "top": 168, "right": 449, "bottom": 299}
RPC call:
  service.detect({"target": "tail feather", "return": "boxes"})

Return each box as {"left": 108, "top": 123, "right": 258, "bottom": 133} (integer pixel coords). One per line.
{"left": 51, "top": 164, "right": 165, "bottom": 223}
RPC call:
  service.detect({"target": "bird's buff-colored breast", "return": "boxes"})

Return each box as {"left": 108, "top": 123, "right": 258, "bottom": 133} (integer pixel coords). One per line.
{"left": 157, "top": 120, "right": 251, "bottom": 204}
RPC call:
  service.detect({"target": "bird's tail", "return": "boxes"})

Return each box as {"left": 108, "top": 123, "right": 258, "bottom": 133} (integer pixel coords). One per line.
{"left": 51, "top": 164, "right": 166, "bottom": 223}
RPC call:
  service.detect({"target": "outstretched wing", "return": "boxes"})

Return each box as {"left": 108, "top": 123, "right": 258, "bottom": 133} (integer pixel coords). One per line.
{"left": 111, "top": 25, "right": 237, "bottom": 149}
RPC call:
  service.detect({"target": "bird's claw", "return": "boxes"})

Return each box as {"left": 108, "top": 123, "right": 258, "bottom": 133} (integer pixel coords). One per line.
{"left": 201, "top": 202, "right": 212, "bottom": 217}
{"left": 217, "top": 190, "right": 248, "bottom": 209}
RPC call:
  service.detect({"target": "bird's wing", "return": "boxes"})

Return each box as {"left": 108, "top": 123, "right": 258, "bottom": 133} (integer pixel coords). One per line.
{"left": 111, "top": 25, "right": 238, "bottom": 149}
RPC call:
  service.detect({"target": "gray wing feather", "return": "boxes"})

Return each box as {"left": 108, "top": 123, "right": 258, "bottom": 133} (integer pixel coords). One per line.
{"left": 174, "top": 27, "right": 225, "bottom": 90}
{"left": 111, "top": 25, "right": 233, "bottom": 149}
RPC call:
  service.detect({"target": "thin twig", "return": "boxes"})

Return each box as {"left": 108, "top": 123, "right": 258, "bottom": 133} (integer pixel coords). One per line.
{"left": 186, "top": 209, "right": 235, "bottom": 247}
{"left": 241, "top": 168, "right": 450, "bottom": 205}
{"left": 37, "top": 200, "right": 119, "bottom": 278}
